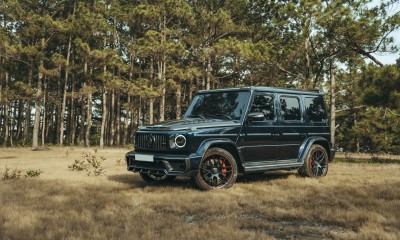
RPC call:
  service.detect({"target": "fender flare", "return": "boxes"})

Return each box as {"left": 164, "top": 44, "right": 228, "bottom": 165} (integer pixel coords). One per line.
{"left": 298, "top": 137, "right": 332, "bottom": 163}
{"left": 194, "top": 138, "right": 238, "bottom": 158}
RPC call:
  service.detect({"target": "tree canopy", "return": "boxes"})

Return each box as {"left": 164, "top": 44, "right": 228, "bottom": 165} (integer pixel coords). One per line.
{"left": 0, "top": 0, "right": 399, "bottom": 152}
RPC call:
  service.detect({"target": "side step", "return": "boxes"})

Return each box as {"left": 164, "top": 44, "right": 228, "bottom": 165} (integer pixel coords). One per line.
{"left": 243, "top": 160, "right": 303, "bottom": 173}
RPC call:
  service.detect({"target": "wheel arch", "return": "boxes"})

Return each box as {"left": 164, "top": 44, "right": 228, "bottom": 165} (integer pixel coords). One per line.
{"left": 299, "top": 137, "right": 332, "bottom": 162}
{"left": 195, "top": 139, "right": 244, "bottom": 172}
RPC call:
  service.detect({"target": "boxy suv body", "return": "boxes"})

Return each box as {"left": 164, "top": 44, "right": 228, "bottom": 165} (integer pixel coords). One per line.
{"left": 126, "top": 87, "right": 335, "bottom": 190}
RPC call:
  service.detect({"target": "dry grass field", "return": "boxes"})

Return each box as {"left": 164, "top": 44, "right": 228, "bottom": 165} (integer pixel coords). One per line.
{"left": 0, "top": 148, "right": 399, "bottom": 240}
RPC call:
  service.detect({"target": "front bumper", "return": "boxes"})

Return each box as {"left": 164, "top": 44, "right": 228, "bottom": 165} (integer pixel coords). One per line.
{"left": 125, "top": 151, "right": 202, "bottom": 177}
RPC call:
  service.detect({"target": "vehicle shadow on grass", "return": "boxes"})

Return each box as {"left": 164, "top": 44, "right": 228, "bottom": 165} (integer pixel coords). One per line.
{"left": 237, "top": 170, "right": 296, "bottom": 183}
{"left": 107, "top": 173, "right": 195, "bottom": 189}
{"left": 108, "top": 170, "right": 296, "bottom": 189}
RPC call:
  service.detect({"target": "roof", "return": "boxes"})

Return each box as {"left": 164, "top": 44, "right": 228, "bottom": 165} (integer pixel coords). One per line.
{"left": 198, "top": 86, "right": 322, "bottom": 95}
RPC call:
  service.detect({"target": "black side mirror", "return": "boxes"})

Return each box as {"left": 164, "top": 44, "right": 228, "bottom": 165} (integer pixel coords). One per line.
{"left": 247, "top": 112, "right": 265, "bottom": 122}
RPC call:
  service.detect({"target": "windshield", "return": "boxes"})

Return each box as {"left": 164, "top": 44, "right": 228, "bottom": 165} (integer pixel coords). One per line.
{"left": 184, "top": 91, "right": 251, "bottom": 121}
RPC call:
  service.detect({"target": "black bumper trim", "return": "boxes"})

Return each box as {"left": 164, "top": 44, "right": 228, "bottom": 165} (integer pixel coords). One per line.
{"left": 125, "top": 151, "right": 202, "bottom": 177}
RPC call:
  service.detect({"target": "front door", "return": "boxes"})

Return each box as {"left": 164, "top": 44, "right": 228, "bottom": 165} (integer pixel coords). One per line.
{"left": 239, "top": 92, "right": 280, "bottom": 162}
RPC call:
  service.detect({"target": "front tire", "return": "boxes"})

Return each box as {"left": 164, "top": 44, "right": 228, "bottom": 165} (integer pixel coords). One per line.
{"left": 193, "top": 148, "right": 238, "bottom": 190}
{"left": 300, "top": 144, "right": 329, "bottom": 178}
{"left": 139, "top": 172, "right": 176, "bottom": 183}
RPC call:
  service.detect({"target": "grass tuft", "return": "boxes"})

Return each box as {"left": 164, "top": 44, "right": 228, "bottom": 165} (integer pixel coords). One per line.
{"left": 2, "top": 166, "right": 22, "bottom": 180}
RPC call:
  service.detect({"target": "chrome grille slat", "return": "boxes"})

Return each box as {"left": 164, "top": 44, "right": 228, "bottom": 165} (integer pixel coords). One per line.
{"left": 135, "top": 133, "right": 169, "bottom": 150}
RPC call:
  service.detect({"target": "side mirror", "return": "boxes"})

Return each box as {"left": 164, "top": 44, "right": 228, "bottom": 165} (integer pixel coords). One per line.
{"left": 247, "top": 112, "right": 265, "bottom": 122}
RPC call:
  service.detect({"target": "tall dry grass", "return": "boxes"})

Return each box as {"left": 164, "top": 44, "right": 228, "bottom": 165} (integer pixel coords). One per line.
{"left": 0, "top": 147, "right": 399, "bottom": 239}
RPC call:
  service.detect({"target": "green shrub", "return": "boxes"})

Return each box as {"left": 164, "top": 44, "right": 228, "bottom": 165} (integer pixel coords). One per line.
{"left": 68, "top": 152, "right": 106, "bottom": 176}
{"left": 25, "top": 169, "right": 43, "bottom": 178}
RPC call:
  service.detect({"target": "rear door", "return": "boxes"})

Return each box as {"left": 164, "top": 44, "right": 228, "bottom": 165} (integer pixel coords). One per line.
{"left": 278, "top": 94, "right": 307, "bottom": 160}
{"left": 239, "top": 92, "right": 280, "bottom": 162}
{"left": 303, "top": 95, "right": 330, "bottom": 141}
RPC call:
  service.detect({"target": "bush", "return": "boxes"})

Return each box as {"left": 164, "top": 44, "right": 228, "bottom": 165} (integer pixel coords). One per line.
{"left": 2, "top": 166, "right": 22, "bottom": 180}
{"left": 68, "top": 152, "right": 106, "bottom": 176}
{"left": 25, "top": 169, "right": 43, "bottom": 178}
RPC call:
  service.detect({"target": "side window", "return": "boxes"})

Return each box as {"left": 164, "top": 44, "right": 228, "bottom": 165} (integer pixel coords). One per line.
{"left": 304, "top": 96, "right": 327, "bottom": 122}
{"left": 250, "top": 94, "right": 275, "bottom": 121}
{"left": 280, "top": 96, "right": 301, "bottom": 121}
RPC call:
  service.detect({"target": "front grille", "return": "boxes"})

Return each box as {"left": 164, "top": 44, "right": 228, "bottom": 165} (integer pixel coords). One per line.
{"left": 135, "top": 133, "right": 169, "bottom": 150}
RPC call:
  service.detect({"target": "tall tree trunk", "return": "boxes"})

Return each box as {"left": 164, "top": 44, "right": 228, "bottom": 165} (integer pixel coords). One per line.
{"left": 45, "top": 103, "right": 51, "bottom": 144}
{"left": 85, "top": 66, "right": 92, "bottom": 147}
{"left": 110, "top": 90, "right": 115, "bottom": 146}
{"left": 32, "top": 56, "right": 43, "bottom": 149}
{"left": 116, "top": 93, "right": 121, "bottom": 146}
{"left": 206, "top": 55, "right": 211, "bottom": 90}
{"left": 56, "top": 66, "right": 62, "bottom": 144}
{"left": 123, "top": 94, "right": 130, "bottom": 146}
{"left": 149, "top": 57, "right": 154, "bottom": 124}
{"left": 100, "top": 89, "right": 107, "bottom": 149}
{"left": 41, "top": 77, "right": 47, "bottom": 147}
{"left": 59, "top": 36, "right": 72, "bottom": 146}
{"left": 100, "top": 36, "right": 107, "bottom": 149}
{"left": 130, "top": 100, "right": 135, "bottom": 142}
{"left": 16, "top": 100, "right": 23, "bottom": 140}
{"left": 24, "top": 62, "right": 33, "bottom": 142}
{"left": 354, "top": 112, "right": 360, "bottom": 152}
{"left": 137, "top": 97, "right": 142, "bottom": 127}
{"left": 9, "top": 100, "right": 14, "bottom": 147}
{"left": 158, "top": 60, "right": 166, "bottom": 122}
{"left": 79, "top": 91, "right": 85, "bottom": 145}
{"left": 188, "top": 78, "right": 193, "bottom": 104}
{"left": 329, "top": 58, "right": 336, "bottom": 147}
{"left": 176, "top": 83, "right": 181, "bottom": 119}
{"left": 202, "top": 55, "right": 206, "bottom": 90}
{"left": 304, "top": 38, "right": 313, "bottom": 88}
{"left": 70, "top": 54, "right": 76, "bottom": 145}
{"left": 3, "top": 71, "right": 9, "bottom": 146}
{"left": 159, "top": 14, "right": 167, "bottom": 122}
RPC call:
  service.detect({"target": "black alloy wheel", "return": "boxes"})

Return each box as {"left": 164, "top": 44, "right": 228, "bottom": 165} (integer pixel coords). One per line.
{"left": 300, "top": 144, "right": 329, "bottom": 178}
{"left": 193, "top": 148, "right": 238, "bottom": 190}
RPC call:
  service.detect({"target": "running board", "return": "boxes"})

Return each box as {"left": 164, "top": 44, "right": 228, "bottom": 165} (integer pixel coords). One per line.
{"left": 243, "top": 160, "right": 303, "bottom": 173}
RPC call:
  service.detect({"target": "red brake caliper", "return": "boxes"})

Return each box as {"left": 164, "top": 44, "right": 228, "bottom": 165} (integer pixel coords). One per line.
{"left": 220, "top": 159, "right": 227, "bottom": 177}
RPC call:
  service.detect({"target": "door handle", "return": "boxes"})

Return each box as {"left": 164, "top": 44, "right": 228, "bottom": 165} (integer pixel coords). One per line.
{"left": 271, "top": 133, "right": 280, "bottom": 137}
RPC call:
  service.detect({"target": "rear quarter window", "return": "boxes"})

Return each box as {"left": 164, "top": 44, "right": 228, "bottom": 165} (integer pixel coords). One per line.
{"left": 304, "top": 96, "right": 327, "bottom": 122}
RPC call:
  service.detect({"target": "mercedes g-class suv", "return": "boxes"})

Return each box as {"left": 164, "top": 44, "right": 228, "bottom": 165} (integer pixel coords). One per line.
{"left": 126, "top": 87, "right": 335, "bottom": 190}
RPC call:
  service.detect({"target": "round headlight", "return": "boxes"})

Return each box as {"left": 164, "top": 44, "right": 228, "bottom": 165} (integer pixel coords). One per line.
{"left": 174, "top": 135, "right": 186, "bottom": 148}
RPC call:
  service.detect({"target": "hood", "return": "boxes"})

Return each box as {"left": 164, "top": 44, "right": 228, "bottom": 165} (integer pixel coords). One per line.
{"left": 138, "top": 118, "right": 241, "bottom": 131}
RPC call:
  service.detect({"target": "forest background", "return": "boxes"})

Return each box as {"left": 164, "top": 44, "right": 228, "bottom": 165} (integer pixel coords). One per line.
{"left": 0, "top": 0, "right": 400, "bottom": 153}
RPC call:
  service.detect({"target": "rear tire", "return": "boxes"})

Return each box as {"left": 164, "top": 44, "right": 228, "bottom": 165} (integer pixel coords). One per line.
{"left": 300, "top": 144, "right": 328, "bottom": 178}
{"left": 139, "top": 172, "right": 176, "bottom": 183}
{"left": 193, "top": 147, "right": 238, "bottom": 190}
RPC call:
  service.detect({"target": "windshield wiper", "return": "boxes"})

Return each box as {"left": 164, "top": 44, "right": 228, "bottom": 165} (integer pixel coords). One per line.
{"left": 214, "top": 114, "right": 232, "bottom": 120}
{"left": 204, "top": 114, "right": 232, "bottom": 120}
{"left": 187, "top": 114, "right": 206, "bottom": 119}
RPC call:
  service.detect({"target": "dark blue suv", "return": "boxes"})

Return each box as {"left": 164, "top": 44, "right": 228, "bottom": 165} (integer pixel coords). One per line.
{"left": 126, "top": 87, "right": 335, "bottom": 190}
